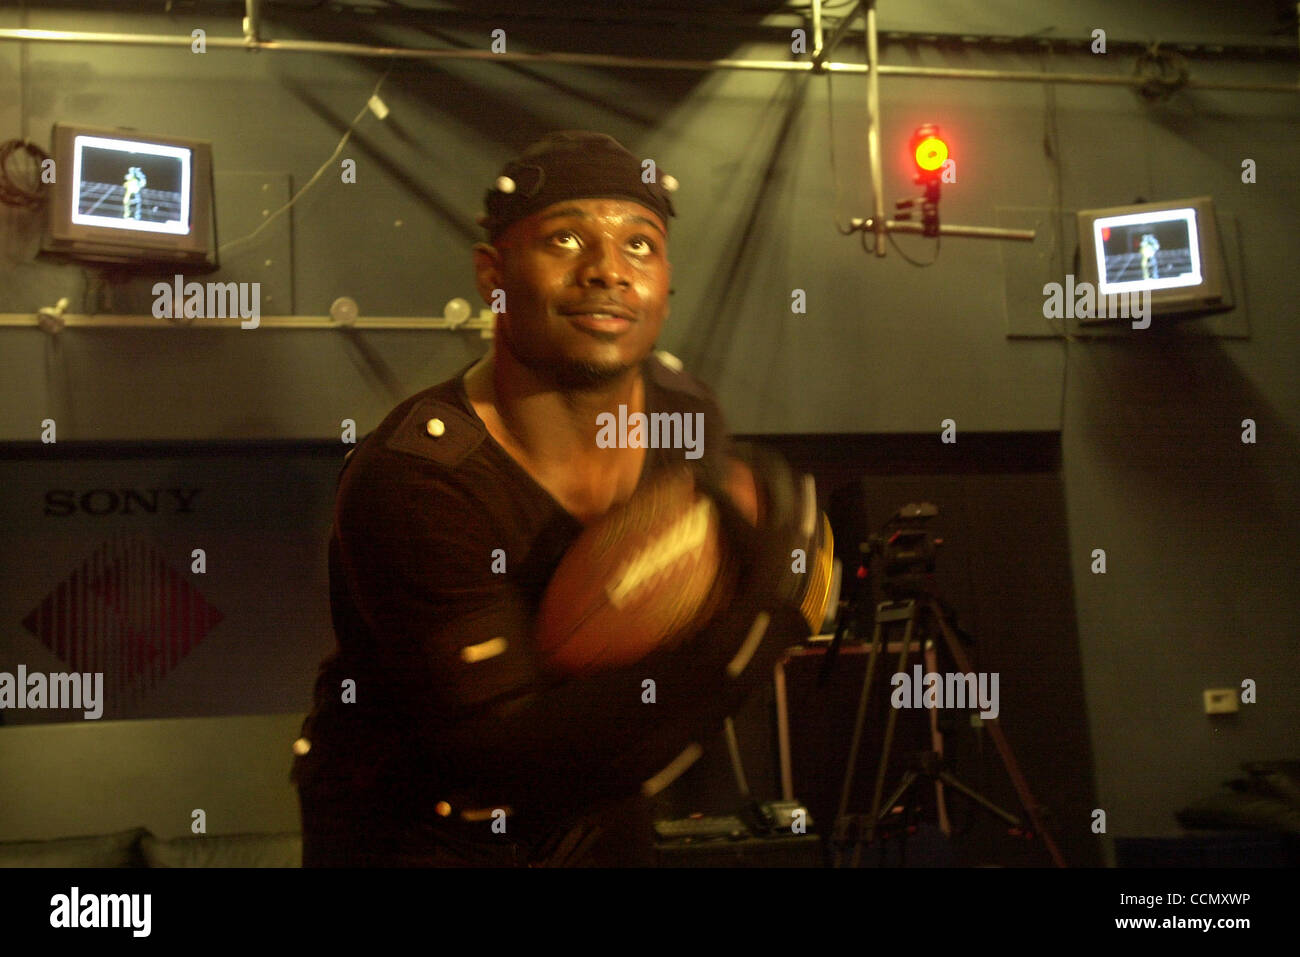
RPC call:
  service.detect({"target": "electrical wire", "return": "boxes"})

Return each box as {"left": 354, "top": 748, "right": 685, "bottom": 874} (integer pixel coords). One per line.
{"left": 217, "top": 65, "right": 393, "bottom": 257}
{"left": 886, "top": 228, "right": 939, "bottom": 266}
{"left": 1041, "top": 43, "right": 1089, "bottom": 441}
{"left": 858, "top": 227, "right": 874, "bottom": 256}
{"left": 826, "top": 41, "right": 947, "bottom": 265}
{"left": 0, "top": 139, "right": 50, "bottom": 210}
{"left": 825, "top": 69, "right": 874, "bottom": 252}
{"left": 1039, "top": 44, "right": 1071, "bottom": 340}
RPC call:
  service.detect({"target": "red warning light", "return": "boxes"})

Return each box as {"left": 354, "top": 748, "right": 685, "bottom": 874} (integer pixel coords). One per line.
{"left": 906, "top": 123, "right": 948, "bottom": 237}
{"left": 914, "top": 136, "right": 947, "bottom": 173}
{"left": 909, "top": 124, "right": 949, "bottom": 179}
{"left": 1101, "top": 226, "right": 1111, "bottom": 242}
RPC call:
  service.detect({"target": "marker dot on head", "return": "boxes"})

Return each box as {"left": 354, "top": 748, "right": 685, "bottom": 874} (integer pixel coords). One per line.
{"left": 496, "top": 176, "right": 516, "bottom": 194}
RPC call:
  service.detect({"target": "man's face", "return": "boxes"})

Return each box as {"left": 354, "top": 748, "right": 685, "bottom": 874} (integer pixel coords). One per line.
{"left": 474, "top": 197, "right": 671, "bottom": 389}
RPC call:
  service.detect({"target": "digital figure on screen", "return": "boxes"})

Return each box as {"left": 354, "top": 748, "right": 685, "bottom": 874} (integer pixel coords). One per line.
{"left": 122, "top": 165, "right": 145, "bottom": 221}
{"left": 1139, "top": 232, "right": 1159, "bottom": 280}
{"left": 291, "top": 130, "right": 833, "bottom": 867}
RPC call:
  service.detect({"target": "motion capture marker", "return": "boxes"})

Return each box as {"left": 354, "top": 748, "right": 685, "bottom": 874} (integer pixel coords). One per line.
{"left": 443, "top": 297, "right": 472, "bottom": 326}
{"left": 654, "top": 350, "right": 684, "bottom": 372}
{"left": 661, "top": 174, "right": 679, "bottom": 192}
{"left": 641, "top": 742, "right": 704, "bottom": 796}
{"left": 726, "top": 611, "right": 771, "bottom": 679}
{"left": 292, "top": 737, "right": 311, "bottom": 756}
{"left": 495, "top": 175, "right": 517, "bottom": 194}
{"left": 329, "top": 296, "right": 358, "bottom": 326}
{"left": 426, "top": 417, "right": 446, "bottom": 438}
{"left": 435, "top": 801, "right": 452, "bottom": 817}
{"left": 460, "top": 636, "right": 508, "bottom": 663}
{"left": 461, "top": 806, "right": 512, "bottom": 822}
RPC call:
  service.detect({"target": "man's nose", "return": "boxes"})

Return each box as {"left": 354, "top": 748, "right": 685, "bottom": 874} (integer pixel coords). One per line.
{"left": 578, "top": 238, "right": 629, "bottom": 287}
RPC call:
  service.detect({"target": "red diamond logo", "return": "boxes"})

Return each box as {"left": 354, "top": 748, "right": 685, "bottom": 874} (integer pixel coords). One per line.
{"left": 22, "top": 536, "right": 223, "bottom": 715}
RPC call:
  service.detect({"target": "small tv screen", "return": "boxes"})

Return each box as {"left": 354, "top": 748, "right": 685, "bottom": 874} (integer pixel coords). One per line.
{"left": 72, "top": 135, "right": 191, "bottom": 234}
{"left": 43, "top": 124, "right": 217, "bottom": 271}
{"left": 1093, "top": 208, "right": 1201, "bottom": 293}
{"left": 1076, "top": 196, "right": 1230, "bottom": 320}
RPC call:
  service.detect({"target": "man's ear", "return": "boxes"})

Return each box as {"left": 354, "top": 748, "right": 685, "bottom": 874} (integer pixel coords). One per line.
{"left": 472, "top": 242, "right": 504, "bottom": 307}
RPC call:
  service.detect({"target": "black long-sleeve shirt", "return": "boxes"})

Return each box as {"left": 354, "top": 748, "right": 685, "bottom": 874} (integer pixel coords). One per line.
{"left": 294, "top": 352, "right": 772, "bottom": 864}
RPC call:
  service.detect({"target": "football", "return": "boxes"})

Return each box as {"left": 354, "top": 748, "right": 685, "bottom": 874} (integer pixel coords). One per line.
{"left": 534, "top": 465, "right": 737, "bottom": 676}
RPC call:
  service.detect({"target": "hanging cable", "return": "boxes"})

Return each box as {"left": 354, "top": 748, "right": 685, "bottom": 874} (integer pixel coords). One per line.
{"left": 218, "top": 65, "right": 393, "bottom": 257}
{"left": 0, "top": 138, "right": 50, "bottom": 210}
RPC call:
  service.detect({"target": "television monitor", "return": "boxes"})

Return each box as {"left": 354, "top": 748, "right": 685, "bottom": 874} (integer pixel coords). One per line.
{"left": 1075, "top": 196, "right": 1231, "bottom": 321}
{"left": 42, "top": 123, "right": 218, "bottom": 271}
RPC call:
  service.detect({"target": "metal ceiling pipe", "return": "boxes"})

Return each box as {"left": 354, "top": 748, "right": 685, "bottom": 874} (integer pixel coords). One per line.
{"left": 243, "top": 0, "right": 260, "bottom": 45}
{"left": 811, "top": 0, "right": 824, "bottom": 64}
{"left": 864, "top": 1, "right": 886, "bottom": 257}
{"left": 813, "top": 0, "right": 862, "bottom": 71}
{"left": 0, "top": 27, "right": 1296, "bottom": 92}
{"left": 0, "top": 28, "right": 830, "bottom": 72}
{"left": 885, "top": 221, "right": 1034, "bottom": 240}
{"left": 879, "top": 64, "right": 1298, "bottom": 94}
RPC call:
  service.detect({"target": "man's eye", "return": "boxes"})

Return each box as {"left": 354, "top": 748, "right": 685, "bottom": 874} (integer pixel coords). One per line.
{"left": 549, "top": 230, "right": 580, "bottom": 248}
{"left": 627, "top": 236, "right": 656, "bottom": 255}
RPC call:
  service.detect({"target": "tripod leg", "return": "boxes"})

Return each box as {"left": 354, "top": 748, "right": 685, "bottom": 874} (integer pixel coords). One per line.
{"left": 935, "top": 769, "right": 1021, "bottom": 827}
{"left": 927, "top": 644, "right": 952, "bottom": 836}
{"left": 832, "top": 604, "right": 891, "bottom": 825}
{"left": 876, "top": 769, "right": 919, "bottom": 826}
{"left": 928, "top": 599, "right": 1067, "bottom": 867}
{"left": 829, "top": 618, "right": 884, "bottom": 868}
{"left": 867, "top": 603, "right": 918, "bottom": 842}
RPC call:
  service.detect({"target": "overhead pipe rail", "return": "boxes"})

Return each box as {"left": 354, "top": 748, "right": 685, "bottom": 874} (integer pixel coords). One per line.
{"left": 2, "top": 0, "right": 1296, "bottom": 92}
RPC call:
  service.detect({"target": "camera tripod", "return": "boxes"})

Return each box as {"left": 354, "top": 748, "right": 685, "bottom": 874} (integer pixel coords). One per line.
{"left": 826, "top": 584, "right": 1066, "bottom": 868}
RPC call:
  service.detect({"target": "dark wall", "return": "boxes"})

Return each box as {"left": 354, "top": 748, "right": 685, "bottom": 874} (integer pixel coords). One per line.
{"left": 1, "top": 1, "right": 1296, "bottom": 863}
